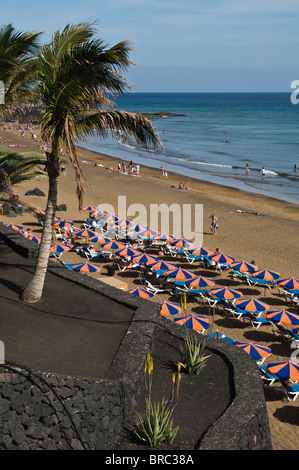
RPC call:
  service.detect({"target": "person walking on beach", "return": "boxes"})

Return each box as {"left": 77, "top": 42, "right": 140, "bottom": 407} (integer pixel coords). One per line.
{"left": 210, "top": 213, "right": 218, "bottom": 235}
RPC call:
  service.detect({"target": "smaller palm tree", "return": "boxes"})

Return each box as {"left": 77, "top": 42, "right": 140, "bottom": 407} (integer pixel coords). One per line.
{"left": 0, "top": 23, "right": 42, "bottom": 118}
{"left": 0, "top": 150, "right": 46, "bottom": 192}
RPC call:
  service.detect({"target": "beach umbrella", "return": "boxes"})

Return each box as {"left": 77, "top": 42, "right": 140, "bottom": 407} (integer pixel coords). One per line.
{"left": 252, "top": 269, "right": 280, "bottom": 282}
{"left": 209, "top": 252, "right": 235, "bottom": 264}
{"left": 234, "top": 342, "right": 271, "bottom": 363}
{"left": 115, "top": 247, "right": 142, "bottom": 257}
{"left": 292, "top": 326, "right": 299, "bottom": 335}
{"left": 49, "top": 244, "right": 72, "bottom": 253}
{"left": 138, "top": 228, "right": 160, "bottom": 239}
{"left": 174, "top": 314, "right": 211, "bottom": 332}
{"left": 265, "top": 310, "right": 299, "bottom": 326}
{"left": 132, "top": 253, "right": 159, "bottom": 265}
{"left": 235, "top": 297, "right": 269, "bottom": 313}
{"left": 170, "top": 238, "right": 194, "bottom": 249}
{"left": 164, "top": 267, "right": 195, "bottom": 280}
{"left": 148, "top": 260, "right": 177, "bottom": 272}
{"left": 154, "top": 233, "right": 175, "bottom": 242}
{"left": 267, "top": 361, "right": 299, "bottom": 382}
{"left": 88, "top": 234, "right": 109, "bottom": 244}
{"left": 101, "top": 213, "right": 120, "bottom": 223}
{"left": 189, "top": 246, "right": 214, "bottom": 257}
{"left": 207, "top": 330, "right": 226, "bottom": 340}
{"left": 27, "top": 234, "right": 41, "bottom": 244}
{"left": 101, "top": 240, "right": 126, "bottom": 252}
{"left": 81, "top": 205, "right": 96, "bottom": 212}
{"left": 159, "top": 301, "right": 182, "bottom": 316}
{"left": 70, "top": 262, "right": 101, "bottom": 273}
{"left": 185, "top": 276, "right": 216, "bottom": 288}
{"left": 131, "top": 223, "right": 145, "bottom": 233}
{"left": 54, "top": 220, "right": 74, "bottom": 228}
{"left": 230, "top": 261, "right": 258, "bottom": 273}
{"left": 6, "top": 223, "right": 23, "bottom": 231}
{"left": 75, "top": 229, "right": 97, "bottom": 238}
{"left": 115, "top": 218, "right": 135, "bottom": 228}
{"left": 278, "top": 278, "right": 299, "bottom": 291}
{"left": 209, "top": 287, "right": 243, "bottom": 300}
{"left": 128, "top": 288, "right": 155, "bottom": 299}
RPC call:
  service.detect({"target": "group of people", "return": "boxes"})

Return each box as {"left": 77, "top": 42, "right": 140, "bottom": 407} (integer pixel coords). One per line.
{"left": 178, "top": 182, "right": 189, "bottom": 190}
{"left": 160, "top": 167, "right": 168, "bottom": 178}
{"left": 117, "top": 159, "right": 140, "bottom": 175}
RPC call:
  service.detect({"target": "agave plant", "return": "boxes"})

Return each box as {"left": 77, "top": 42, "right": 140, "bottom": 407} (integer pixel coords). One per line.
{"left": 134, "top": 350, "right": 180, "bottom": 447}
{"left": 179, "top": 336, "right": 211, "bottom": 375}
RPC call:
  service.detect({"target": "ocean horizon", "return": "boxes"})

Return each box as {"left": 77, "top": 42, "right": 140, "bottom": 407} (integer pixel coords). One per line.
{"left": 80, "top": 92, "right": 299, "bottom": 205}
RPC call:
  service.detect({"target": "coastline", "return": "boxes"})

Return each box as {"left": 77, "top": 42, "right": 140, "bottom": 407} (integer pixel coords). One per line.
{"left": 1, "top": 124, "right": 299, "bottom": 450}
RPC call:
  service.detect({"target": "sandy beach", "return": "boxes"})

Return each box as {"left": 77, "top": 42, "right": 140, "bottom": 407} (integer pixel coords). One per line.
{"left": 1, "top": 123, "right": 299, "bottom": 450}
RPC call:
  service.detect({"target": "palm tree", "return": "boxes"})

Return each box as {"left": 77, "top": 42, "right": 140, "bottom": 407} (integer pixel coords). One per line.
{"left": 0, "top": 150, "right": 46, "bottom": 191}
{"left": 0, "top": 24, "right": 42, "bottom": 118}
{"left": 21, "top": 23, "right": 163, "bottom": 303}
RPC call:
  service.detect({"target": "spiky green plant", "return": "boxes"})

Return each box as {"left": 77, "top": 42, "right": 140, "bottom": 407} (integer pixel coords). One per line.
{"left": 134, "top": 397, "right": 179, "bottom": 448}
{"left": 134, "top": 350, "right": 180, "bottom": 447}
{"left": 179, "top": 336, "right": 211, "bottom": 375}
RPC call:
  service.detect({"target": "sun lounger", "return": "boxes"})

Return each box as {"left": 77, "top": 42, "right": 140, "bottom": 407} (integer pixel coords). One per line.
{"left": 259, "top": 365, "right": 280, "bottom": 386}
{"left": 284, "top": 383, "right": 299, "bottom": 401}
{"left": 182, "top": 253, "right": 203, "bottom": 264}
{"left": 81, "top": 246, "right": 112, "bottom": 260}
{"left": 272, "top": 324, "right": 299, "bottom": 347}
{"left": 246, "top": 275, "right": 277, "bottom": 289}
{"left": 250, "top": 317, "right": 272, "bottom": 329}
{"left": 284, "top": 292, "right": 299, "bottom": 306}
{"left": 115, "top": 258, "right": 139, "bottom": 271}
{"left": 144, "top": 279, "right": 174, "bottom": 295}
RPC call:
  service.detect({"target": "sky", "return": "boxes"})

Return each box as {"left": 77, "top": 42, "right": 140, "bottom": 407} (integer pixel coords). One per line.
{"left": 1, "top": 0, "right": 299, "bottom": 92}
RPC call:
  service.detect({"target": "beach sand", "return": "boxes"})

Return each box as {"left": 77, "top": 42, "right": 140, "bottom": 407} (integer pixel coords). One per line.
{"left": 1, "top": 124, "right": 299, "bottom": 450}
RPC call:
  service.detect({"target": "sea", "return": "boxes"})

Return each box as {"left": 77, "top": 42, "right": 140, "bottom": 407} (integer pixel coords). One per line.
{"left": 80, "top": 93, "right": 299, "bottom": 205}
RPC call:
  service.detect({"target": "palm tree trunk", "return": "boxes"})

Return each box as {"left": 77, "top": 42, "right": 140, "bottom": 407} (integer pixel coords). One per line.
{"left": 21, "top": 151, "right": 59, "bottom": 303}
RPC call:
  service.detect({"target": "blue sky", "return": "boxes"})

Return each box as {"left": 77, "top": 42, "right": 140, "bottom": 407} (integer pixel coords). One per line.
{"left": 2, "top": 0, "right": 299, "bottom": 92}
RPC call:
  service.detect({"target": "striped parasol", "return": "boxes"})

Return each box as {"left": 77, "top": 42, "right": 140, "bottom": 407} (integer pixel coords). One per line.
{"left": 159, "top": 301, "right": 182, "bottom": 316}
{"left": 128, "top": 288, "right": 155, "bottom": 299}
{"left": 185, "top": 276, "right": 216, "bottom": 288}
{"left": 174, "top": 314, "right": 211, "bottom": 332}
{"left": 164, "top": 267, "right": 195, "bottom": 280}
{"left": 278, "top": 278, "right": 299, "bottom": 291}
{"left": 189, "top": 246, "right": 214, "bottom": 257}
{"left": 209, "top": 252, "right": 235, "bottom": 264}
{"left": 265, "top": 310, "right": 299, "bottom": 326}
{"left": 69, "top": 262, "right": 101, "bottom": 273}
{"left": 230, "top": 260, "right": 258, "bottom": 273}
{"left": 209, "top": 287, "right": 243, "bottom": 300}
{"left": 170, "top": 238, "right": 194, "bottom": 249}
{"left": 267, "top": 361, "right": 299, "bottom": 382}
{"left": 235, "top": 297, "right": 269, "bottom": 313}
{"left": 252, "top": 269, "right": 280, "bottom": 282}
{"left": 234, "top": 342, "right": 271, "bottom": 362}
